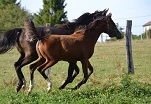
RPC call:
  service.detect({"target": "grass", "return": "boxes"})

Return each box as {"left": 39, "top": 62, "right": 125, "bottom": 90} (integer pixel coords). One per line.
{"left": 0, "top": 39, "right": 151, "bottom": 103}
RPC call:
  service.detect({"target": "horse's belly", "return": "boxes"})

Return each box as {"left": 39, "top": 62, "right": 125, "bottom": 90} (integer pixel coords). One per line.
{"left": 60, "top": 53, "right": 81, "bottom": 62}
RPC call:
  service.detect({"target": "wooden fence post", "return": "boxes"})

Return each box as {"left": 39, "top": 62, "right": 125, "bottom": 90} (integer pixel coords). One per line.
{"left": 46, "top": 23, "right": 50, "bottom": 27}
{"left": 45, "top": 23, "right": 51, "bottom": 78}
{"left": 125, "top": 20, "right": 134, "bottom": 74}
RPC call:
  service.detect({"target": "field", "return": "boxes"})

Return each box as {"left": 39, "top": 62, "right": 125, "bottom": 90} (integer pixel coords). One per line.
{"left": 0, "top": 40, "right": 151, "bottom": 104}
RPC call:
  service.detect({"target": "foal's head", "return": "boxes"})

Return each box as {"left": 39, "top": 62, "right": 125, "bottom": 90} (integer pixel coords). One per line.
{"left": 86, "top": 13, "right": 122, "bottom": 39}
{"left": 97, "top": 13, "right": 122, "bottom": 39}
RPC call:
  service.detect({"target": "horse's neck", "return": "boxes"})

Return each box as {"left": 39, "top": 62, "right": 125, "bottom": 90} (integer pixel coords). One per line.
{"left": 56, "top": 22, "right": 77, "bottom": 31}
{"left": 36, "top": 26, "right": 45, "bottom": 36}
{"left": 83, "top": 27, "right": 103, "bottom": 46}
{"left": 36, "top": 26, "right": 72, "bottom": 36}
{"left": 51, "top": 27, "right": 73, "bottom": 35}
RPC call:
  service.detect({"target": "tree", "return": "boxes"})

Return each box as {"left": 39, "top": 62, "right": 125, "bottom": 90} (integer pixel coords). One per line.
{"left": 34, "top": 0, "right": 68, "bottom": 26}
{"left": 0, "top": 0, "right": 20, "bottom": 9}
{"left": 116, "top": 23, "right": 124, "bottom": 38}
{"left": 0, "top": 0, "right": 32, "bottom": 35}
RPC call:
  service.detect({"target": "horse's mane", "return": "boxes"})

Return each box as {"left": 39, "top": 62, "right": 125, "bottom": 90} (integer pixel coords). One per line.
{"left": 74, "top": 25, "right": 87, "bottom": 33}
{"left": 66, "top": 10, "right": 107, "bottom": 32}
{"left": 56, "top": 12, "right": 91, "bottom": 29}
{"left": 55, "top": 10, "right": 107, "bottom": 30}
{"left": 74, "top": 13, "right": 91, "bottom": 24}
{"left": 74, "top": 17, "right": 105, "bottom": 34}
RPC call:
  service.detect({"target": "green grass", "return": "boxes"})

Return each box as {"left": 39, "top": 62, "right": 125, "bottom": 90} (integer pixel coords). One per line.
{"left": 0, "top": 39, "right": 151, "bottom": 103}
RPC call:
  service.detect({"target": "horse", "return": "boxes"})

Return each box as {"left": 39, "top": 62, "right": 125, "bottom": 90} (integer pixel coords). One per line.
{"left": 24, "top": 13, "right": 122, "bottom": 94}
{"left": 0, "top": 9, "right": 109, "bottom": 93}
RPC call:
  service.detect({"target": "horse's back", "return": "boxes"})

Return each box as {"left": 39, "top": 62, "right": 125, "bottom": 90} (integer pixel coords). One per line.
{"left": 39, "top": 35, "right": 84, "bottom": 61}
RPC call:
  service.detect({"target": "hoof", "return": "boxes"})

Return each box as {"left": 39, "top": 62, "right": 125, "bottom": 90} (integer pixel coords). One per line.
{"left": 47, "top": 88, "right": 52, "bottom": 93}
{"left": 16, "top": 85, "right": 22, "bottom": 93}
{"left": 47, "top": 90, "right": 50, "bottom": 93}
{"left": 27, "top": 90, "right": 31, "bottom": 95}
{"left": 59, "top": 86, "right": 64, "bottom": 90}
{"left": 71, "top": 86, "right": 79, "bottom": 90}
{"left": 21, "top": 85, "right": 26, "bottom": 92}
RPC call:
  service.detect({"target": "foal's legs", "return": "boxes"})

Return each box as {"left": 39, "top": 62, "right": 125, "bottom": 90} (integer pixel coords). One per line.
{"left": 37, "top": 59, "right": 57, "bottom": 93}
{"left": 28, "top": 57, "right": 57, "bottom": 94}
{"left": 59, "top": 62, "right": 80, "bottom": 89}
{"left": 27, "top": 57, "right": 45, "bottom": 94}
{"left": 73, "top": 60, "right": 93, "bottom": 90}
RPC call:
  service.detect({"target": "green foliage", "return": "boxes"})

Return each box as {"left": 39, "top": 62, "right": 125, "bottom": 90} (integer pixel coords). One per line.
{"left": 116, "top": 23, "right": 124, "bottom": 38}
{"left": 0, "top": 0, "right": 32, "bottom": 35}
{"left": 0, "top": 0, "right": 20, "bottom": 9}
{"left": 34, "top": 0, "right": 68, "bottom": 26}
{"left": 132, "top": 34, "right": 140, "bottom": 40}
{"left": 120, "top": 73, "right": 132, "bottom": 88}
{"left": 1, "top": 78, "right": 151, "bottom": 104}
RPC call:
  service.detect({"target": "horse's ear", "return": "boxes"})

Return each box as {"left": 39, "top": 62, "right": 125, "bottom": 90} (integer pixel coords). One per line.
{"left": 102, "top": 8, "right": 109, "bottom": 16}
{"left": 105, "top": 8, "right": 109, "bottom": 14}
{"left": 102, "top": 8, "right": 106, "bottom": 12}
{"left": 107, "top": 13, "right": 112, "bottom": 18}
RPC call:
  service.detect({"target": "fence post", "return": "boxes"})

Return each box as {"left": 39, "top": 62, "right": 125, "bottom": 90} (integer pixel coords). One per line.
{"left": 46, "top": 23, "right": 50, "bottom": 27}
{"left": 45, "top": 23, "right": 51, "bottom": 78}
{"left": 101, "top": 34, "right": 103, "bottom": 42}
{"left": 125, "top": 20, "right": 134, "bottom": 74}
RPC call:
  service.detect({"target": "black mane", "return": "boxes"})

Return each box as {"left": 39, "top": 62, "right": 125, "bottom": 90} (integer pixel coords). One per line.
{"left": 56, "top": 12, "right": 91, "bottom": 30}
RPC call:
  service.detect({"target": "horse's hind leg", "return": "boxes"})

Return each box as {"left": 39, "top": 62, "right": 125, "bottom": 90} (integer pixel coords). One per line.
{"left": 15, "top": 53, "right": 38, "bottom": 93}
{"left": 59, "top": 62, "right": 79, "bottom": 89}
{"left": 14, "top": 52, "right": 26, "bottom": 92}
{"left": 37, "top": 59, "right": 57, "bottom": 93}
{"left": 27, "top": 57, "right": 45, "bottom": 95}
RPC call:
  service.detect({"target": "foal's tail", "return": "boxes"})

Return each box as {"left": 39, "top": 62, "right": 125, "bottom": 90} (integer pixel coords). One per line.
{"left": 24, "top": 19, "right": 42, "bottom": 40}
{"left": 0, "top": 28, "right": 22, "bottom": 54}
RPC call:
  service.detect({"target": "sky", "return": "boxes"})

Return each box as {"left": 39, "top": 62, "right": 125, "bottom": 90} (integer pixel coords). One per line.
{"left": 19, "top": 0, "right": 151, "bottom": 41}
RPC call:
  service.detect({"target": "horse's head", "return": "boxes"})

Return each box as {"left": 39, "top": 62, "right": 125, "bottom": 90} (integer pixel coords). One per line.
{"left": 24, "top": 19, "right": 39, "bottom": 42}
{"left": 99, "top": 13, "right": 122, "bottom": 39}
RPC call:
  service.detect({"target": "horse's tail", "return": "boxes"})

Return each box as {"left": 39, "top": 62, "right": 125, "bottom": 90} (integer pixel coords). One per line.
{"left": 24, "top": 19, "right": 42, "bottom": 41}
{"left": 0, "top": 28, "right": 22, "bottom": 54}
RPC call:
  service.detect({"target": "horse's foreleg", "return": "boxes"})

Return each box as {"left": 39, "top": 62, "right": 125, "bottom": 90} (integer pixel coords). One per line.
{"left": 71, "top": 63, "right": 80, "bottom": 82}
{"left": 87, "top": 60, "right": 93, "bottom": 77}
{"left": 59, "top": 62, "right": 79, "bottom": 89}
{"left": 73, "top": 60, "right": 89, "bottom": 90}
{"left": 59, "top": 63, "right": 75, "bottom": 89}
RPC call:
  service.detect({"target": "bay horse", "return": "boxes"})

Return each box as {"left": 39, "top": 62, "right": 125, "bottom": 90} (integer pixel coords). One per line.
{"left": 0, "top": 9, "right": 108, "bottom": 93}
{"left": 25, "top": 13, "right": 122, "bottom": 94}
